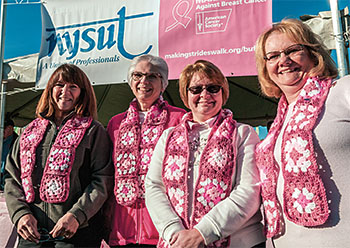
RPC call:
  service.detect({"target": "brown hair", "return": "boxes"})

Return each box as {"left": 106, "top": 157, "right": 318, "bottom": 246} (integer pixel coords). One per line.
{"left": 255, "top": 18, "right": 338, "bottom": 98}
{"left": 36, "top": 64, "right": 97, "bottom": 119}
{"left": 179, "top": 60, "right": 229, "bottom": 108}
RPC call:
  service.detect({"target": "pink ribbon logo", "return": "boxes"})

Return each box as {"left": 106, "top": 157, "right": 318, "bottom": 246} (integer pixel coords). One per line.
{"left": 165, "top": 0, "right": 194, "bottom": 32}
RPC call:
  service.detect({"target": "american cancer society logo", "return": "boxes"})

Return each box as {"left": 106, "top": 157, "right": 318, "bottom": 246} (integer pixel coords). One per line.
{"left": 196, "top": 9, "right": 232, "bottom": 34}
{"left": 164, "top": 0, "right": 232, "bottom": 35}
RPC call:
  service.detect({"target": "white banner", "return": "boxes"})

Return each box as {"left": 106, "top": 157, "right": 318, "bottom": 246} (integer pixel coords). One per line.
{"left": 37, "top": 0, "right": 160, "bottom": 89}
{"left": 36, "top": 0, "right": 271, "bottom": 89}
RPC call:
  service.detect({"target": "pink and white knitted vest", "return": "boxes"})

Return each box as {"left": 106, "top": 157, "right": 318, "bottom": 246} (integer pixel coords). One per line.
{"left": 159, "top": 109, "right": 237, "bottom": 248}
{"left": 113, "top": 98, "right": 168, "bottom": 206}
{"left": 255, "top": 77, "right": 332, "bottom": 238}
{"left": 20, "top": 115, "right": 92, "bottom": 203}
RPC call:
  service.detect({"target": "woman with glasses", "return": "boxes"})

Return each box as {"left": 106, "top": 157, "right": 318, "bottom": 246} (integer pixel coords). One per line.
{"left": 106, "top": 54, "right": 186, "bottom": 247}
{"left": 4, "top": 64, "right": 113, "bottom": 247}
{"left": 145, "top": 60, "right": 266, "bottom": 248}
{"left": 255, "top": 19, "right": 350, "bottom": 247}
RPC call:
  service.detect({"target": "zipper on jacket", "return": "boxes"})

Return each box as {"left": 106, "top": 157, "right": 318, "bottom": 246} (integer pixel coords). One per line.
{"left": 136, "top": 201, "right": 141, "bottom": 244}
{"left": 45, "top": 123, "right": 56, "bottom": 230}
{"left": 44, "top": 201, "right": 48, "bottom": 228}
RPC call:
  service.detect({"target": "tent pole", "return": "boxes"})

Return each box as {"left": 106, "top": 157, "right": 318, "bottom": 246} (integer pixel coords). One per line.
{"left": 329, "top": 0, "right": 349, "bottom": 77}
{"left": 0, "top": 0, "right": 7, "bottom": 166}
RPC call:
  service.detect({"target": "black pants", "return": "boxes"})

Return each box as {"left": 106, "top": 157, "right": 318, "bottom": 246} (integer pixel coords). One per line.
{"left": 252, "top": 241, "right": 266, "bottom": 248}
{"left": 18, "top": 226, "right": 102, "bottom": 248}
{"left": 111, "top": 245, "right": 156, "bottom": 248}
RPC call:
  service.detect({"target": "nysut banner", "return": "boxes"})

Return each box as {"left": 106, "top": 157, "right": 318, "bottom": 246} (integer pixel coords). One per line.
{"left": 36, "top": 0, "right": 272, "bottom": 89}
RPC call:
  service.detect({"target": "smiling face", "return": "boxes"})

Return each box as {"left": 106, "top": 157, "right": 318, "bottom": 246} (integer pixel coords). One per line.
{"left": 52, "top": 76, "right": 81, "bottom": 119}
{"left": 265, "top": 32, "right": 315, "bottom": 103}
{"left": 130, "top": 60, "right": 163, "bottom": 111}
{"left": 187, "top": 72, "right": 223, "bottom": 123}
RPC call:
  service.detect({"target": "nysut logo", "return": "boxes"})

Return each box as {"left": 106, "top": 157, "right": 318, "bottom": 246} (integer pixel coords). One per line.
{"left": 44, "top": 6, "right": 154, "bottom": 60}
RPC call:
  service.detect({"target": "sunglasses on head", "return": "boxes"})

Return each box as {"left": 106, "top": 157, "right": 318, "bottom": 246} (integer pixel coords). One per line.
{"left": 187, "top": 84, "right": 222, "bottom": 94}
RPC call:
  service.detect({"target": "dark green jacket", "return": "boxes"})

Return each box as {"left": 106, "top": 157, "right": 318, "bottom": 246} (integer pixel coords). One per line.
{"left": 4, "top": 114, "right": 113, "bottom": 231}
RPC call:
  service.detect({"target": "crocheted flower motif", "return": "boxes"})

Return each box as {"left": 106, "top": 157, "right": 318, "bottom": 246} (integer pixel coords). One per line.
{"left": 164, "top": 155, "right": 186, "bottom": 181}
{"left": 20, "top": 150, "right": 34, "bottom": 174}
{"left": 121, "top": 131, "right": 135, "bottom": 146}
{"left": 115, "top": 179, "right": 138, "bottom": 204}
{"left": 174, "top": 131, "right": 186, "bottom": 144}
{"left": 138, "top": 174, "right": 146, "bottom": 199}
{"left": 71, "top": 117, "right": 91, "bottom": 128}
{"left": 287, "top": 105, "right": 318, "bottom": 132}
{"left": 259, "top": 166, "right": 268, "bottom": 183}
{"left": 58, "top": 129, "right": 84, "bottom": 146}
{"left": 26, "top": 133, "right": 37, "bottom": 141}
{"left": 45, "top": 178, "right": 63, "bottom": 196}
{"left": 214, "top": 123, "right": 231, "bottom": 139}
{"left": 115, "top": 152, "right": 137, "bottom": 174}
{"left": 294, "top": 112, "right": 306, "bottom": 123}
{"left": 292, "top": 187, "right": 316, "bottom": 214}
{"left": 140, "top": 148, "right": 153, "bottom": 172}
{"left": 48, "top": 148, "right": 71, "bottom": 171}
{"left": 300, "top": 78, "right": 321, "bottom": 99}
{"left": 207, "top": 148, "right": 228, "bottom": 168}
{"left": 142, "top": 127, "right": 159, "bottom": 143}
{"left": 197, "top": 178, "right": 227, "bottom": 208}
{"left": 22, "top": 177, "right": 33, "bottom": 201}
{"left": 168, "top": 187, "right": 185, "bottom": 215}
{"left": 263, "top": 200, "right": 278, "bottom": 234}
{"left": 284, "top": 137, "right": 311, "bottom": 173}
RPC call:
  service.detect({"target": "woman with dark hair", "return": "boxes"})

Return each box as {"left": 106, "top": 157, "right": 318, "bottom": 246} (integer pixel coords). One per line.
{"left": 145, "top": 60, "right": 265, "bottom": 248}
{"left": 4, "top": 64, "right": 113, "bottom": 247}
{"left": 255, "top": 19, "right": 349, "bottom": 247}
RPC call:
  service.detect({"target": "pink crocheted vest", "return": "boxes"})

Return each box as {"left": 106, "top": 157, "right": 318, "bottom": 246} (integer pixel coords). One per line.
{"left": 20, "top": 115, "right": 92, "bottom": 203}
{"left": 158, "top": 109, "right": 237, "bottom": 248}
{"left": 255, "top": 77, "right": 332, "bottom": 238}
{"left": 113, "top": 98, "right": 169, "bottom": 206}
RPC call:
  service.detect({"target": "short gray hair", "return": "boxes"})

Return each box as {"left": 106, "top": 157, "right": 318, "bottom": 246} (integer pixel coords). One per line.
{"left": 127, "top": 54, "right": 169, "bottom": 90}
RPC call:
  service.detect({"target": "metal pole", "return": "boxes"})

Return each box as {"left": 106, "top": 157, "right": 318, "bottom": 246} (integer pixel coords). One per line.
{"left": 0, "top": 0, "right": 7, "bottom": 166}
{"left": 329, "top": 0, "right": 349, "bottom": 77}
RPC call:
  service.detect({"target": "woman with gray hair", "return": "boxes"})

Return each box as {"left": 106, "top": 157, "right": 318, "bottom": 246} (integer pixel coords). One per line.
{"left": 106, "top": 54, "right": 186, "bottom": 247}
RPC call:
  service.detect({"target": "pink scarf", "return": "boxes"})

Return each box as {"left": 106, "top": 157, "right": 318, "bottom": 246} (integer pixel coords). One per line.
{"left": 113, "top": 98, "right": 168, "bottom": 206}
{"left": 159, "top": 109, "right": 237, "bottom": 248}
{"left": 20, "top": 115, "right": 92, "bottom": 203}
{"left": 256, "top": 77, "right": 332, "bottom": 238}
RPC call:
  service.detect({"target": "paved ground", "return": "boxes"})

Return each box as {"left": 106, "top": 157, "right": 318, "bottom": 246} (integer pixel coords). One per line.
{"left": 0, "top": 191, "right": 18, "bottom": 248}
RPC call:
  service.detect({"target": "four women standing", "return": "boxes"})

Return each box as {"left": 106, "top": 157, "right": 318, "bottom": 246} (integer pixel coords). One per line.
{"left": 4, "top": 20, "right": 348, "bottom": 247}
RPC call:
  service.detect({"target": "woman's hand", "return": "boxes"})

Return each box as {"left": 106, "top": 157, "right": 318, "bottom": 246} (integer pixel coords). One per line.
{"left": 170, "top": 229, "right": 205, "bottom": 248}
{"left": 50, "top": 212, "right": 79, "bottom": 239}
{"left": 17, "top": 214, "right": 40, "bottom": 243}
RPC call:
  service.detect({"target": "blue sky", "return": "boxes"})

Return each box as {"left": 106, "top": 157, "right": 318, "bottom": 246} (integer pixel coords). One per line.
{"left": 2, "top": 0, "right": 350, "bottom": 59}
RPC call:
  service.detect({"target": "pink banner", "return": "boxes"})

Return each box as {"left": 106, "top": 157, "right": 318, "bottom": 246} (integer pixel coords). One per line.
{"left": 159, "top": 0, "right": 272, "bottom": 79}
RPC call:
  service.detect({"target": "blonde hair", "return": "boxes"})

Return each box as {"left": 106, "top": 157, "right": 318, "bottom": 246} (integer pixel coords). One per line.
{"left": 36, "top": 64, "right": 97, "bottom": 119}
{"left": 255, "top": 18, "right": 338, "bottom": 98}
{"left": 179, "top": 60, "right": 229, "bottom": 108}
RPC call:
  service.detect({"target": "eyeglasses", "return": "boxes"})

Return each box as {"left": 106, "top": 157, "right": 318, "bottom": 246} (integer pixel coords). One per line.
{"left": 131, "top": 72, "right": 162, "bottom": 82}
{"left": 187, "top": 84, "right": 222, "bottom": 94}
{"left": 264, "top": 44, "right": 305, "bottom": 63}
{"left": 38, "top": 228, "right": 64, "bottom": 243}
